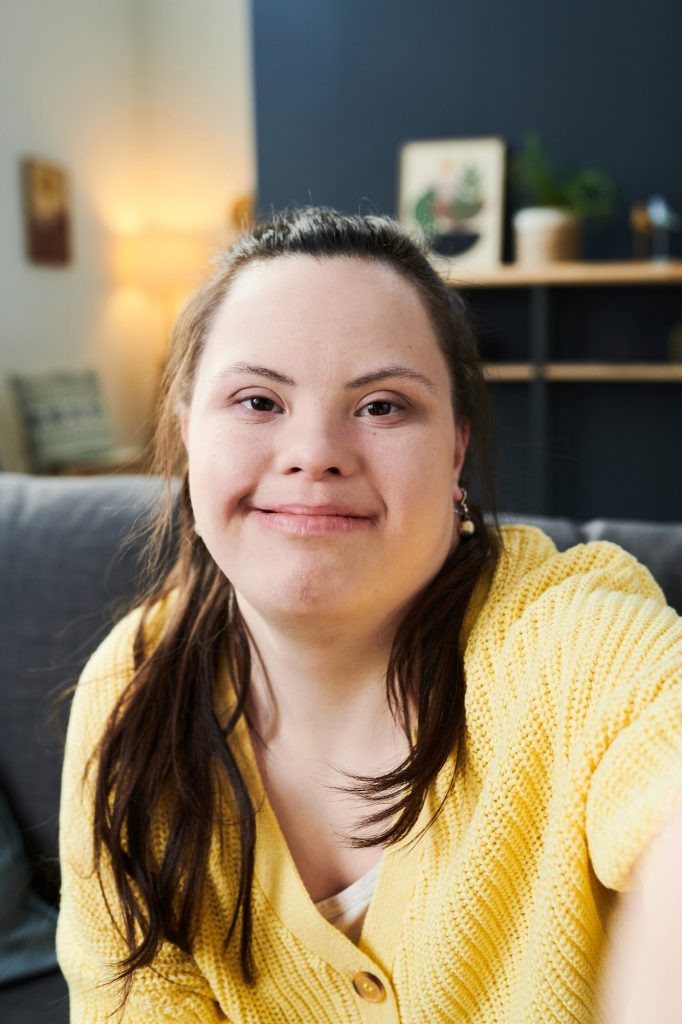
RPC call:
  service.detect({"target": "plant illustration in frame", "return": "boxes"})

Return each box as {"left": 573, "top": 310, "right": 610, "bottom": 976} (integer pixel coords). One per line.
{"left": 399, "top": 137, "right": 505, "bottom": 267}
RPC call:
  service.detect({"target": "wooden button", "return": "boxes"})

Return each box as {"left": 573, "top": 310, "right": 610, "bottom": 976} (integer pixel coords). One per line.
{"left": 352, "top": 971, "right": 386, "bottom": 1003}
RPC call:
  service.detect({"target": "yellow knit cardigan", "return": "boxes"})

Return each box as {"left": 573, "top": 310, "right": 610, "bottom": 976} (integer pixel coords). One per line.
{"left": 57, "top": 526, "right": 682, "bottom": 1023}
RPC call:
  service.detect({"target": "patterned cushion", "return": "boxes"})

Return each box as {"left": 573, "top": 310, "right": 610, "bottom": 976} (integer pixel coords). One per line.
{"left": 8, "top": 371, "right": 121, "bottom": 471}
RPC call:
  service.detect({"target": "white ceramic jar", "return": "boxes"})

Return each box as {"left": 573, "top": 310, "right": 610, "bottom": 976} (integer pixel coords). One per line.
{"left": 513, "top": 207, "right": 581, "bottom": 264}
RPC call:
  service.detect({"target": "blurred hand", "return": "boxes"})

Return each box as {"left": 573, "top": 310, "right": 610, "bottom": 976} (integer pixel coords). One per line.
{"left": 601, "top": 794, "right": 682, "bottom": 1023}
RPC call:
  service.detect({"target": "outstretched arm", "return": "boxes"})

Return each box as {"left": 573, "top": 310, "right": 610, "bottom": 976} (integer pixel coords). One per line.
{"left": 601, "top": 793, "right": 682, "bottom": 1024}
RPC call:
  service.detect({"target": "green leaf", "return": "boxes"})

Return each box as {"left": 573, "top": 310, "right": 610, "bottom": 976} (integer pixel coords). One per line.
{"left": 511, "top": 133, "right": 615, "bottom": 220}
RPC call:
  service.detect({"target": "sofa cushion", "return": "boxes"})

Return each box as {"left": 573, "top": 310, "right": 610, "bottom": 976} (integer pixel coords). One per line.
{"left": 0, "top": 473, "right": 167, "bottom": 902}
{"left": 0, "top": 968, "right": 68, "bottom": 1024}
{"left": 0, "top": 786, "right": 57, "bottom": 985}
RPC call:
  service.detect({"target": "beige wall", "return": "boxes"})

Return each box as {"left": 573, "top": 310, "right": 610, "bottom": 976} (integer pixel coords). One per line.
{"left": 138, "top": 0, "right": 255, "bottom": 235}
{"left": 0, "top": 0, "right": 255, "bottom": 470}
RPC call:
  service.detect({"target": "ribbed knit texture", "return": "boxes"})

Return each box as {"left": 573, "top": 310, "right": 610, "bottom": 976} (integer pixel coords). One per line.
{"left": 57, "top": 526, "right": 682, "bottom": 1023}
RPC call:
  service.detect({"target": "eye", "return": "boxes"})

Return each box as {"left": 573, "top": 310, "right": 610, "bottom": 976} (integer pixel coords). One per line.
{"left": 237, "top": 394, "right": 284, "bottom": 414}
{"left": 356, "top": 399, "right": 404, "bottom": 418}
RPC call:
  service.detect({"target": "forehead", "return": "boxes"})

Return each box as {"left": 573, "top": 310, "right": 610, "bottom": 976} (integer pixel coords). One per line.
{"left": 200, "top": 255, "right": 449, "bottom": 381}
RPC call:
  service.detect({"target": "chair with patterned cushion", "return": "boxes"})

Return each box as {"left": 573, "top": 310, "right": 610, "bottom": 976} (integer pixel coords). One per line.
{"left": 7, "top": 370, "right": 143, "bottom": 474}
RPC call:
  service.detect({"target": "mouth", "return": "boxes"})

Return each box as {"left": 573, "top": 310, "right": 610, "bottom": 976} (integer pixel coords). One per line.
{"left": 247, "top": 503, "right": 376, "bottom": 536}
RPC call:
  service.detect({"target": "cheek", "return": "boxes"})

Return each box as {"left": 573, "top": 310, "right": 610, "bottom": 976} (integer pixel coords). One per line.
{"left": 373, "top": 431, "right": 454, "bottom": 510}
{"left": 187, "top": 421, "right": 263, "bottom": 520}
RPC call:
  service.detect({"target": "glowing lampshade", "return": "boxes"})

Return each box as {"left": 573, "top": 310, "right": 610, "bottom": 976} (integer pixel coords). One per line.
{"left": 113, "top": 229, "right": 215, "bottom": 289}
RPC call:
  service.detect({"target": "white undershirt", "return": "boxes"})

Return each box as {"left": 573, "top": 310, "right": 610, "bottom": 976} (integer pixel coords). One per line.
{"left": 313, "top": 859, "right": 383, "bottom": 944}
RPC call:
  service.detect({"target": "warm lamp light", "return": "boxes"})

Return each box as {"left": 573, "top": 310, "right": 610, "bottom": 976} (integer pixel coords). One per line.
{"left": 113, "top": 229, "right": 213, "bottom": 289}
{"left": 112, "top": 229, "right": 216, "bottom": 357}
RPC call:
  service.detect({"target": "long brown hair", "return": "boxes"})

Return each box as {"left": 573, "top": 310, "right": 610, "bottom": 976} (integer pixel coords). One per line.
{"left": 91, "top": 208, "right": 500, "bottom": 996}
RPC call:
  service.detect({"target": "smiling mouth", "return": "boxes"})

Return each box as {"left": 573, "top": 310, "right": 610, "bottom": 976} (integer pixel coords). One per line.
{"left": 247, "top": 504, "right": 375, "bottom": 535}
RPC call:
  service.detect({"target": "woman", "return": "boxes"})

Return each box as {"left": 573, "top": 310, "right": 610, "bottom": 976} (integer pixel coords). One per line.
{"left": 57, "top": 209, "right": 682, "bottom": 1023}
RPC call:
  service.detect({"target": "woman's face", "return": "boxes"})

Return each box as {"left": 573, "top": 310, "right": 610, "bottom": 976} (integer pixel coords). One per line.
{"left": 181, "top": 255, "right": 468, "bottom": 632}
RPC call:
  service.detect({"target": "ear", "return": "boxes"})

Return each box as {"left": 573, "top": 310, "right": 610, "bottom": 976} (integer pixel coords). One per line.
{"left": 452, "top": 423, "right": 470, "bottom": 497}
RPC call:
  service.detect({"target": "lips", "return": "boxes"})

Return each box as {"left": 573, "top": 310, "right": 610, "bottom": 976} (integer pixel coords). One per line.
{"left": 256, "top": 503, "right": 374, "bottom": 518}
{"left": 246, "top": 502, "right": 376, "bottom": 535}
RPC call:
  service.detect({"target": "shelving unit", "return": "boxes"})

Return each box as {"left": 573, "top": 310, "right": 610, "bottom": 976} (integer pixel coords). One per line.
{"left": 443, "top": 260, "right": 682, "bottom": 513}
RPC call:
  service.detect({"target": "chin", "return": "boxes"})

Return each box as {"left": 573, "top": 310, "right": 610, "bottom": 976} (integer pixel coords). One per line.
{"left": 270, "top": 576, "right": 353, "bottom": 615}
{"left": 235, "top": 568, "right": 374, "bottom": 625}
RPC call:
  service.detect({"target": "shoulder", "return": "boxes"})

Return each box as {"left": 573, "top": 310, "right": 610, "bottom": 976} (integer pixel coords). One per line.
{"left": 484, "top": 522, "right": 667, "bottom": 629}
{"left": 465, "top": 522, "right": 676, "bottom": 687}
{"left": 466, "top": 523, "right": 682, "bottom": 724}
{"left": 64, "top": 592, "right": 177, "bottom": 768}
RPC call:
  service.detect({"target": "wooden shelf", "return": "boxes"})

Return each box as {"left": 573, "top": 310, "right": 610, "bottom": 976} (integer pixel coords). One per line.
{"left": 484, "top": 363, "right": 535, "bottom": 381}
{"left": 485, "top": 363, "right": 682, "bottom": 382}
{"left": 546, "top": 363, "right": 682, "bottom": 381}
{"left": 441, "top": 260, "right": 682, "bottom": 288}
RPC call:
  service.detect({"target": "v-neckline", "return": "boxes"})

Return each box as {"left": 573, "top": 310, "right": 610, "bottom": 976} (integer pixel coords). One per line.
{"left": 224, "top": 679, "right": 435, "bottom": 977}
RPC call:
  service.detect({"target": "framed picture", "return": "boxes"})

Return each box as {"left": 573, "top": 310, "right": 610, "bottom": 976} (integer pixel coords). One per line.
{"left": 398, "top": 137, "right": 505, "bottom": 268}
{"left": 22, "top": 158, "right": 72, "bottom": 265}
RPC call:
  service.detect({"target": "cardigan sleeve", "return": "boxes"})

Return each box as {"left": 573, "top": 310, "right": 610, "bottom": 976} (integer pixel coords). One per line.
{"left": 497, "top": 535, "right": 682, "bottom": 895}
{"left": 584, "top": 599, "right": 682, "bottom": 891}
{"left": 548, "top": 546, "right": 682, "bottom": 892}
{"left": 57, "top": 609, "right": 228, "bottom": 1023}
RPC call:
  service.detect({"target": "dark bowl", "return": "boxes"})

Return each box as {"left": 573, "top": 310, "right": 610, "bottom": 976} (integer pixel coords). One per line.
{"left": 431, "top": 231, "right": 480, "bottom": 257}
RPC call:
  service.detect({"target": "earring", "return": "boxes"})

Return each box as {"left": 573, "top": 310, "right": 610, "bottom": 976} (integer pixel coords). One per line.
{"left": 456, "top": 488, "right": 476, "bottom": 538}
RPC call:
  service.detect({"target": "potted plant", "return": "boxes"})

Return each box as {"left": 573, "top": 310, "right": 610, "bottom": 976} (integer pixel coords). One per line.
{"left": 511, "top": 133, "right": 615, "bottom": 263}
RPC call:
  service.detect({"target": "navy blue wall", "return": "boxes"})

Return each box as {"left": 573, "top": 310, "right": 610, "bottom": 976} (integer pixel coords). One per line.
{"left": 253, "top": 0, "right": 681, "bottom": 258}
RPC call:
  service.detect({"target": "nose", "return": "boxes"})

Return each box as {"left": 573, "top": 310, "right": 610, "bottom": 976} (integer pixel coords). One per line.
{"left": 274, "top": 412, "right": 358, "bottom": 479}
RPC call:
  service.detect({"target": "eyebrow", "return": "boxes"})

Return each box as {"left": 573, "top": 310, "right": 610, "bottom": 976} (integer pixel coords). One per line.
{"left": 213, "top": 362, "right": 295, "bottom": 386}
{"left": 213, "top": 361, "right": 437, "bottom": 392}
{"left": 345, "top": 364, "right": 437, "bottom": 392}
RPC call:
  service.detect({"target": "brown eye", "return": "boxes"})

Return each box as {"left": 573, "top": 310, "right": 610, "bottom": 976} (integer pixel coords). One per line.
{"left": 239, "top": 396, "right": 282, "bottom": 413}
{"left": 358, "top": 400, "right": 399, "bottom": 417}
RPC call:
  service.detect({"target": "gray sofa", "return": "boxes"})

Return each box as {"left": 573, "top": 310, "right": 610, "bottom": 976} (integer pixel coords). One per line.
{"left": 1, "top": 473, "right": 681, "bottom": 1024}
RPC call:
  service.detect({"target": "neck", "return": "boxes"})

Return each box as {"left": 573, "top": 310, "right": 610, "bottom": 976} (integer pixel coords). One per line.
{"left": 235, "top": 598, "right": 408, "bottom": 768}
